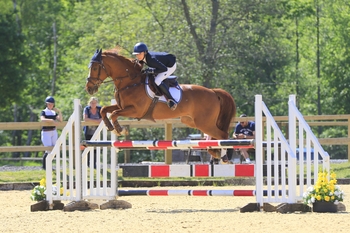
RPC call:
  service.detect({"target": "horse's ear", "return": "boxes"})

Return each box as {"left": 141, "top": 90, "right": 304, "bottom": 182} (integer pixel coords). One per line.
{"left": 97, "top": 49, "right": 102, "bottom": 60}
{"left": 89, "top": 49, "right": 103, "bottom": 67}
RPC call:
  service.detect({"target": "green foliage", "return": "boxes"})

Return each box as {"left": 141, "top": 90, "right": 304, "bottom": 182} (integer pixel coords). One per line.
{"left": 0, "top": 11, "right": 29, "bottom": 105}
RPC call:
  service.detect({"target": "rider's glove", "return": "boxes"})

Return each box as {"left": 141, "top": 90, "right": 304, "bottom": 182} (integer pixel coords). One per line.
{"left": 143, "top": 68, "right": 155, "bottom": 74}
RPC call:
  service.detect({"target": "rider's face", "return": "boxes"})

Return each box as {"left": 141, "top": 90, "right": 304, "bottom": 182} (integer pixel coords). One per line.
{"left": 46, "top": 102, "right": 54, "bottom": 109}
{"left": 135, "top": 52, "right": 145, "bottom": 61}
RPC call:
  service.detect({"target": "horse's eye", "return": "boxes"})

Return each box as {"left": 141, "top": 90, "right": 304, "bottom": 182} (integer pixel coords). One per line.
{"left": 93, "top": 67, "right": 98, "bottom": 71}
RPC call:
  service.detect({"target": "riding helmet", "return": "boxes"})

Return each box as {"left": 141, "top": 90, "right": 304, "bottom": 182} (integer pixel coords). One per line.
{"left": 45, "top": 96, "right": 55, "bottom": 104}
{"left": 132, "top": 42, "right": 148, "bottom": 55}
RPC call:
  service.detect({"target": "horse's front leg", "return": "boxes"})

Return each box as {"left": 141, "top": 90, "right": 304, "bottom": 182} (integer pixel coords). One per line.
{"left": 110, "top": 106, "right": 138, "bottom": 136}
{"left": 108, "top": 109, "right": 127, "bottom": 136}
{"left": 100, "top": 105, "right": 121, "bottom": 132}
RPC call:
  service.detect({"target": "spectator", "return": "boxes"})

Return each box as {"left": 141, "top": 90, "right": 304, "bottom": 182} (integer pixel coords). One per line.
{"left": 40, "top": 96, "right": 63, "bottom": 170}
{"left": 233, "top": 114, "right": 255, "bottom": 163}
{"left": 83, "top": 97, "right": 102, "bottom": 168}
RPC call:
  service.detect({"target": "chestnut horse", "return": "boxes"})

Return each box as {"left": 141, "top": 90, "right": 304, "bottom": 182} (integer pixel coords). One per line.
{"left": 85, "top": 49, "right": 236, "bottom": 161}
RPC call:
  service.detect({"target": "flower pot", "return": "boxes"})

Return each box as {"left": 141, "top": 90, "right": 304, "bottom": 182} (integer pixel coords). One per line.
{"left": 312, "top": 202, "right": 338, "bottom": 213}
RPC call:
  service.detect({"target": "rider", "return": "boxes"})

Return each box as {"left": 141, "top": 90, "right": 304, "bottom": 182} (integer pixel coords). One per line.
{"left": 132, "top": 42, "right": 177, "bottom": 111}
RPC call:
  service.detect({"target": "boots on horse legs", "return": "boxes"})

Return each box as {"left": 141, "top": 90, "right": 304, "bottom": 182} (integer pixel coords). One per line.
{"left": 158, "top": 82, "right": 177, "bottom": 111}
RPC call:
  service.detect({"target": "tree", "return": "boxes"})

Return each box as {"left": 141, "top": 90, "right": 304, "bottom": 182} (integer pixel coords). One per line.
{"left": 0, "top": 12, "right": 28, "bottom": 105}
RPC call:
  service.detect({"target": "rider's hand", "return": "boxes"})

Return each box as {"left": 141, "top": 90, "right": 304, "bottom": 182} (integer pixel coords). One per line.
{"left": 143, "top": 68, "right": 155, "bottom": 74}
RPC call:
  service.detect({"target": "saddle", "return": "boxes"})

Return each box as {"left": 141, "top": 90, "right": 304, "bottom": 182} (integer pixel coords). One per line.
{"left": 147, "top": 74, "right": 179, "bottom": 96}
{"left": 138, "top": 74, "right": 180, "bottom": 121}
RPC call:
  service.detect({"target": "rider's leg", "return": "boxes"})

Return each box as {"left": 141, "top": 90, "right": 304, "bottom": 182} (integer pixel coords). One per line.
{"left": 158, "top": 82, "right": 177, "bottom": 110}
{"left": 155, "top": 64, "right": 177, "bottom": 110}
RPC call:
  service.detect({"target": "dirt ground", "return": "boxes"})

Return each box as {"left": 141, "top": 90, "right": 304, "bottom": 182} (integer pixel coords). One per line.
{"left": 0, "top": 185, "right": 349, "bottom": 233}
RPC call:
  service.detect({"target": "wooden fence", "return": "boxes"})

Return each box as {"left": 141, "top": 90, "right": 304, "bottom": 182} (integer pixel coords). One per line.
{"left": 0, "top": 115, "right": 350, "bottom": 161}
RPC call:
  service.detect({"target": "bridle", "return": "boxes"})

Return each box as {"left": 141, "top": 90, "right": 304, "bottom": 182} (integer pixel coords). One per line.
{"left": 86, "top": 59, "right": 142, "bottom": 88}
{"left": 86, "top": 60, "right": 110, "bottom": 89}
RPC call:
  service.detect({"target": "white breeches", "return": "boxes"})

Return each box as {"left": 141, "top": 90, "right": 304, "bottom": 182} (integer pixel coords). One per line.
{"left": 155, "top": 63, "right": 177, "bottom": 86}
{"left": 41, "top": 130, "right": 58, "bottom": 153}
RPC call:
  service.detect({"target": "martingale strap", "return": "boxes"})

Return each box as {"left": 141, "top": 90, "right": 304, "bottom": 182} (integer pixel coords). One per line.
{"left": 136, "top": 97, "right": 159, "bottom": 122}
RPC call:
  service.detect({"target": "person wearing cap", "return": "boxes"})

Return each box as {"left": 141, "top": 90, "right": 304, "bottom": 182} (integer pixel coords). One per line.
{"left": 233, "top": 114, "right": 255, "bottom": 163}
{"left": 132, "top": 42, "right": 177, "bottom": 110}
{"left": 40, "top": 96, "right": 63, "bottom": 170}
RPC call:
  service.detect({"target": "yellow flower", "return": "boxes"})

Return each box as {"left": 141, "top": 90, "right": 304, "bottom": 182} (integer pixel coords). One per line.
{"left": 39, "top": 178, "right": 46, "bottom": 187}
{"left": 330, "top": 172, "right": 336, "bottom": 179}
{"left": 303, "top": 171, "right": 344, "bottom": 205}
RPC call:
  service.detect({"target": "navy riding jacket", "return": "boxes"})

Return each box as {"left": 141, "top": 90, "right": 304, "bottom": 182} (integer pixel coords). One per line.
{"left": 143, "top": 51, "right": 176, "bottom": 74}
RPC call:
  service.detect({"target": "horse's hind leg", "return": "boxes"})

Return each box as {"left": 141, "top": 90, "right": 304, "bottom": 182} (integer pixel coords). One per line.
{"left": 181, "top": 116, "right": 230, "bottom": 161}
{"left": 193, "top": 114, "right": 232, "bottom": 163}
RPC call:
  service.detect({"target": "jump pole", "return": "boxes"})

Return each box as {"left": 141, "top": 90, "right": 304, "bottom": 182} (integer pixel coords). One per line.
{"left": 118, "top": 189, "right": 283, "bottom": 197}
{"left": 82, "top": 139, "right": 280, "bottom": 150}
{"left": 82, "top": 139, "right": 255, "bottom": 150}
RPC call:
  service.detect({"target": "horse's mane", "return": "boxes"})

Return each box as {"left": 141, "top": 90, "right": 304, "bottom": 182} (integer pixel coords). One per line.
{"left": 103, "top": 48, "right": 142, "bottom": 72}
{"left": 104, "top": 48, "right": 134, "bottom": 64}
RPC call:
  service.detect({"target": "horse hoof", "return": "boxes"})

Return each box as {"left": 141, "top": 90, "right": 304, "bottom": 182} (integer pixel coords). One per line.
{"left": 112, "top": 129, "right": 121, "bottom": 136}
{"left": 120, "top": 127, "right": 129, "bottom": 135}
{"left": 221, "top": 160, "right": 233, "bottom": 165}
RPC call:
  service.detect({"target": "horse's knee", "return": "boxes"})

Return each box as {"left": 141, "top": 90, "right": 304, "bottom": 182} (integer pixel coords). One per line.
{"left": 100, "top": 106, "right": 107, "bottom": 117}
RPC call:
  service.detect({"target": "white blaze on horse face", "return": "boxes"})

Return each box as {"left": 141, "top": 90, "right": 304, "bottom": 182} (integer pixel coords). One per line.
{"left": 88, "top": 67, "right": 92, "bottom": 77}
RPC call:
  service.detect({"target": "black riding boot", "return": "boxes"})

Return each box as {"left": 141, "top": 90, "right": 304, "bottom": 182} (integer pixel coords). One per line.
{"left": 158, "top": 82, "right": 177, "bottom": 110}
{"left": 42, "top": 152, "right": 48, "bottom": 170}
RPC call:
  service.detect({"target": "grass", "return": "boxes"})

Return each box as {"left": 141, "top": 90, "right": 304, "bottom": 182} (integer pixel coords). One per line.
{"left": 0, "top": 161, "right": 349, "bottom": 183}
{"left": 331, "top": 162, "right": 350, "bottom": 178}
{"left": 0, "top": 170, "right": 46, "bottom": 183}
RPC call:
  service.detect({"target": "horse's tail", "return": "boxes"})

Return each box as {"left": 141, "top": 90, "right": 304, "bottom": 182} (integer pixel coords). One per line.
{"left": 213, "top": 89, "right": 236, "bottom": 138}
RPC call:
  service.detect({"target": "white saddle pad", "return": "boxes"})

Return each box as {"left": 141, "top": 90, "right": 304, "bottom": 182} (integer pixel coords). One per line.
{"left": 145, "top": 76, "right": 182, "bottom": 103}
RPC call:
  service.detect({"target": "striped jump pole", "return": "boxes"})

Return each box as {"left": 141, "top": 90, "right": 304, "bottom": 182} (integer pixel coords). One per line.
{"left": 118, "top": 189, "right": 283, "bottom": 197}
{"left": 82, "top": 139, "right": 280, "bottom": 150}
{"left": 82, "top": 139, "right": 255, "bottom": 150}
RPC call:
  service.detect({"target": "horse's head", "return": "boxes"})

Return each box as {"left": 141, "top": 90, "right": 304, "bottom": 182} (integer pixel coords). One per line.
{"left": 85, "top": 48, "right": 143, "bottom": 95}
{"left": 86, "top": 49, "right": 107, "bottom": 95}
